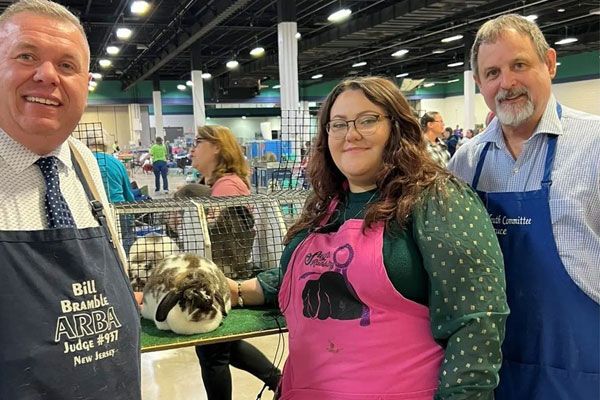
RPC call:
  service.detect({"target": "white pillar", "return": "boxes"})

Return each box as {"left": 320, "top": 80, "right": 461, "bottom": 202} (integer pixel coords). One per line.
{"left": 464, "top": 70, "right": 476, "bottom": 130}
{"left": 278, "top": 21, "right": 299, "bottom": 111}
{"left": 191, "top": 70, "right": 206, "bottom": 130}
{"left": 152, "top": 90, "right": 164, "bottom": 140}
{"left": 128, "top": 103, "right": 143, "bottom": 149}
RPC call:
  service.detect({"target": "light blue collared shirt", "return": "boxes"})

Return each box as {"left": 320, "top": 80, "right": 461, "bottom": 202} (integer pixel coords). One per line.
{"left": 448, "top": 95, "right": 600, "bottom": 303}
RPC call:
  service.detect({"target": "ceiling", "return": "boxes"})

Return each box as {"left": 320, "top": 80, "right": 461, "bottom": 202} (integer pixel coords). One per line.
{"left": 1, "top": 0, "right": 599, "bottom": 94}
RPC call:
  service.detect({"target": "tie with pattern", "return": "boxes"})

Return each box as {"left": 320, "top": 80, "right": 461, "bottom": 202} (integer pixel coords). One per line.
{"left": 35, "top": 156, "right": 76, "bottom": 229}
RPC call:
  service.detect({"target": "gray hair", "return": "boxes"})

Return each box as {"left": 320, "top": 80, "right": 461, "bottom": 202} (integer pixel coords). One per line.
{"left": 471, "top": 14, "right": 550, "bottom": 78}
{"left": 0, "top": 0, "right": 89, "bottom": 58}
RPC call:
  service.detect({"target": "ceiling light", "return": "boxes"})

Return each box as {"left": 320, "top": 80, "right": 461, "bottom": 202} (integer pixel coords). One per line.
{"left": 447, "top": 79, "right": 460, "bottom": 83}
{"left": 556, "top": 62, "right": 562, "bottom": 66}
{"left": 116, "top": 27, "right": 132, "bottom": 39}
{"left": 89, "top": 81, "right": 98, "bottom": 87}
{"left": 177, "top": 84, "right": 186, "bottom": 91}
{"left": 98, "top": 59, "right": 112, "bottom": 68}
{"left": 555, "top": 37, "right": 578, "bottom": 45}
{"left": 396, "top": 72, "right": 409, "bottom": 78}
{"left": 423, "top": 82, "right": 435, "bottom": 87}
{"left": 91, "top": 72, "right": 103, "bottom": 80}
{"left": 447, "top": 61, "right": 464, "bottom": 67}
{"left": 441, "top": 34, "right": 463, "bottom": 43}
{"left": 131, "top": 1, "right": 150, "bottom": 15}
{"left": 352, "top": 61, "right": 367, "bottom": 67}
{"left": 295, "top": 32, "right": 301, "bottom": 39}
{"left": 590, "top": 8, "right": 600, "bottom": 15}
{"left": 432, "top": 49, "right": 446, "bottom": 54}
{"left": 328, "top": 8, "right": 352, "bottom": 23}
{"left": 250, "top": 46, "right": 265, "bottom": 57}
{"left": 106, "top": 46, "right": 120, "bottom": 55}
{"left": 557, "top": 8, "right": 565, "bottom": 13}
{"left": 241, "top": 116, "right": 247, "bottom": 120}
{"left": 226, "top": 60, "right": 239, "bottom": 69}
{"left": 525, "top": 15, "right": 538, "bottom": 22}
{"left": 311, "top": 74, "right": 323, "bottom": 79}
{"left": 201, "top": 72, "right": 212, "bottom": 79}
{"left": 391, "top": 49, "right": 409, "bottom": 57}
{"left": 186, "top": 80, "right": 193, "bottom": 87}
{"left": 272, "top": 84, "right": 281, "bottom": 89}
{"left": 88, "top": 85, "right": 96, "bottom": 92}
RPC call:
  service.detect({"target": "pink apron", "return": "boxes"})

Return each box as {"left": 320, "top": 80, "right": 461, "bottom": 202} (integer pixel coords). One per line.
{"left": 278, "top": 199, "right": 444, "bottom": 400}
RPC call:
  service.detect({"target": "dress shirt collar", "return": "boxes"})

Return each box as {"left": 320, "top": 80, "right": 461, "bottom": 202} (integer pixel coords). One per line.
{"left": 0, "top": 128, "right": 74, "bottom": 173}
{"left": 482, "top": 94, "right": 564, "bottom": 150}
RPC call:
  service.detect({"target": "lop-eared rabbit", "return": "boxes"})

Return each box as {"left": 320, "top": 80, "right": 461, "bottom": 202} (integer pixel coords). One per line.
{"left": 141, "top": 253, "right": 231, "bottom": 335}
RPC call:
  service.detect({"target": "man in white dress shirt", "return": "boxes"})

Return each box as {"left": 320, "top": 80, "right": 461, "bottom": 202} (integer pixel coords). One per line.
{"left": 0, "top": 1, "right": 141, "bottom": 399}
{"left": 448, "top": 13, "right": 599, "bottom": 400}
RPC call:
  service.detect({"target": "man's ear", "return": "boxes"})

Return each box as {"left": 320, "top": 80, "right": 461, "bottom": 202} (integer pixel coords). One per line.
{"left": 88, "top": 73, "right": 93, "bottom": 84}
{"left": 545, "top": 48, "right": 558, "bottom": 79}
{"left": 473, "top": 73, "right": 481, "bottom": 91}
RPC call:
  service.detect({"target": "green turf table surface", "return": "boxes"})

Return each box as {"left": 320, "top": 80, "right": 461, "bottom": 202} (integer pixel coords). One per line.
{"left": 141, "top": 307, "right": 287, "bottom": 353}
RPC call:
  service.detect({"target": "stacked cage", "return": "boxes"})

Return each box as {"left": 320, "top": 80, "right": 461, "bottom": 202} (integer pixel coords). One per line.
{"left": 247, "top": 110, "right": 318, "bottom": 192}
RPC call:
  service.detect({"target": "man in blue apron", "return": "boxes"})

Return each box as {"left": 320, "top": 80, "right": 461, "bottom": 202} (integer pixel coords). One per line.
{"left": 0, "top": 1, "right": 141, "bottom": 399}
{"left": 449, "top": 14, "right": 599, "bottom": 400}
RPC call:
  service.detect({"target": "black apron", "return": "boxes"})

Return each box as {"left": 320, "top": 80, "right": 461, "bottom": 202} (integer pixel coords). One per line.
{"left": 0, "top": 153, "right": 141, "bottom": 399}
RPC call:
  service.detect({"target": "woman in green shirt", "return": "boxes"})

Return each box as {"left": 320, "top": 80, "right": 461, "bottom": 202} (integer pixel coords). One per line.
{"left": 230, "top": 77, "right": 508, "bottom": 400}
{"left": 149, "top": 136, "right": 169, "bottom": 193}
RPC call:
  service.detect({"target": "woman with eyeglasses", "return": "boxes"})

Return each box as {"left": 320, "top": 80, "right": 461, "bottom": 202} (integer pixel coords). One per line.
{"left": 189, "top": 125, "right": 282, "bottom": 400}
{"left": 229, "top": 76, "right": 508, "bottom": 399}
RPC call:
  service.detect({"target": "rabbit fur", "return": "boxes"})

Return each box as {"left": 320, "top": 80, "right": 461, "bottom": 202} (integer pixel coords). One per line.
{"left": 209, "top": 205, "right": 256, "bottom": 280}
{"left": 128, "top": 234, "right": 179, "bottom": 292}
{"left": 141, "top": 253, "right": 232, "bottom": 335}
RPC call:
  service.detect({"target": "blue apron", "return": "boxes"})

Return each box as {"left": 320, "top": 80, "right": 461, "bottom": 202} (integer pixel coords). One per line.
{"left": 0, "top": 153, "right": 141, "bottom": 399}
{"left": 472, "top": 106, "right": 599, "bottom": 400}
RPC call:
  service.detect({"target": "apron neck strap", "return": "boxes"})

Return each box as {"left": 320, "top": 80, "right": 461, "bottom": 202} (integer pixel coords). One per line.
{"left": 472, "top": 103, "right": 562, "bottom": 190}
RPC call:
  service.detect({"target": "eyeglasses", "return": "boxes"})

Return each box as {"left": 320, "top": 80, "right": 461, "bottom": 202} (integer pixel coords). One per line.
{"left": 194, "top": 138, "right": 206, "bottom": 147}
{"left": 326, "top": 114, "right": 391, "bottom": 139}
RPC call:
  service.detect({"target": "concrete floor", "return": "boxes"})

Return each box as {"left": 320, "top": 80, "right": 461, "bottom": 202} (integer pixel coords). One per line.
{"left": 141, "top": 334, "right": 288, "bottom": 400}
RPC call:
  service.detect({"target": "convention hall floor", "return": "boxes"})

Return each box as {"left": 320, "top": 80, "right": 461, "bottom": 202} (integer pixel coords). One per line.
{"left": 130, "top": 169, "right": 287, "bottom": 399}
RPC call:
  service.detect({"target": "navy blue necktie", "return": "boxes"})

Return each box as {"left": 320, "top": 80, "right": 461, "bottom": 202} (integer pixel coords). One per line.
{"left": 35, "top": 156, "right": 75, "bottom": 229}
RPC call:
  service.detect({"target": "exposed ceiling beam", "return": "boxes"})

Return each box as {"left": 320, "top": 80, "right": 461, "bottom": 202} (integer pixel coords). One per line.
{"left": 122, "top": 0, "right": 253, "bottom": 90}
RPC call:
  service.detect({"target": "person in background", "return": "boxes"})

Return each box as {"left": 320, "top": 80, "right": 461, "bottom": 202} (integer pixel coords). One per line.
{"left": 444, "top": 126, "right": 461, "bottom": 157}
{"left": 87, "top": 130, "right": 136, "bottom": 254}
{"left": 165, "top": 139, "right": 173, "bottom": 161}
{"left": 449, "top": 14, "right": 599, "bottom": 400}
{"left": 232, "top": 76, "right": 508, "bottom": 399}
{"left": 190, "top": 124, "right": 281, "bottom": 400}
{"left": 421, "top": 111, "right": 450, "bottom": 166}
{"left": 88, "top": 130, "right": 134, "bottom": 204}
{"left": 0, "top": 0, "right": 141, "bottom": 398}
{"left": 112, "top": 140, "right": 120, "bottom": 153}
{"left": 149, "top": 136, "right": 169, "bottom": 193}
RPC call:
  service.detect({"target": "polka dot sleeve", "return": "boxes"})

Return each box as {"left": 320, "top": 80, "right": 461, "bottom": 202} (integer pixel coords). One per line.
{"left": 412, "top": 179, "right": 509, "bottom": 399}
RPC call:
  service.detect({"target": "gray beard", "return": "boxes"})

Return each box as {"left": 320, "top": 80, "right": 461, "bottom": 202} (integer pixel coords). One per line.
{"left": 495, "top": 97, "right": 535, "bottom": 126}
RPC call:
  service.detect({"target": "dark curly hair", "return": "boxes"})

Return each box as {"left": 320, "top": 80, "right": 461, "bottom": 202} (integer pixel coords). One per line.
{"left": 284, "top": 76, "right": 454, "bottom": 243}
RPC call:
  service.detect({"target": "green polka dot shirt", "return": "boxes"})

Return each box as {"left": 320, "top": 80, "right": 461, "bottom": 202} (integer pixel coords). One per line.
{"left": 257, "top": 179, "right": 508, "bottom": 399}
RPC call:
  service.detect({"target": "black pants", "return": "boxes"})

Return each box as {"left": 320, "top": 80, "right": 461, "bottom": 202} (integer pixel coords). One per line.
{"left": 195, "top": 340, "right": 281, "bottom": 400}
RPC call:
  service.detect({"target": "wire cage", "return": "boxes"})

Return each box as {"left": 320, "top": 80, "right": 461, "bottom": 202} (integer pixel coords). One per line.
{"left": 72, "top": 122, "right": 109, "bottom": 190}
{"left": 268, "top": 190, "right": 312, "bottom": 229}
{"left": 248, "top": 110, "right": 318, "bottom": 192}
{"left": 112, "top": 193, "right": 309, "bottom": 291}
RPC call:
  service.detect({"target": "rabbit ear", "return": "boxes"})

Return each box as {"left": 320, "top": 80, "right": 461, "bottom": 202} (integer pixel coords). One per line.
{"left": 155, "top": 292, "right": 181, "bottom": 322}
{"left": 214, "top": 292, "right": 227, "bottom": 317}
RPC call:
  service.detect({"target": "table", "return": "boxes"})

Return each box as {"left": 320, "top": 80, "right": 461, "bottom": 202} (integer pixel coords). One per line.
{"left": 141, "top": 307, "right": 287, "bottom": 353}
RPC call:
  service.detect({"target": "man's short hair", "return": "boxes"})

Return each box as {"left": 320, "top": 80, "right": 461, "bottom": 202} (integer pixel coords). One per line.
{"left": 471, "top": 14, "right": 550, "bottom": 78}
{"left": 0, "top": 0, "right": 89, "bottom": 59}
